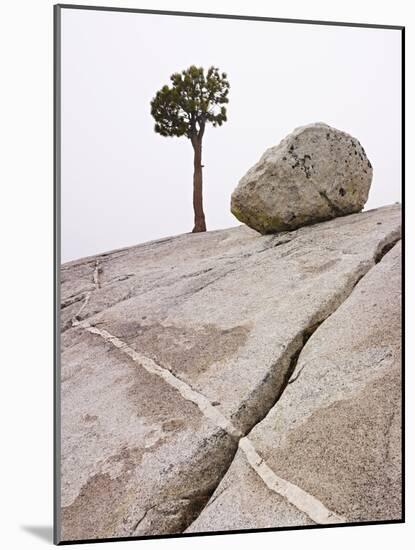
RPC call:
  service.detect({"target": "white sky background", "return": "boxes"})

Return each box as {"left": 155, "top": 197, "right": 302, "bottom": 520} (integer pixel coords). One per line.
{"left": 61, "top": 9, "right": 402, "bottom": 263}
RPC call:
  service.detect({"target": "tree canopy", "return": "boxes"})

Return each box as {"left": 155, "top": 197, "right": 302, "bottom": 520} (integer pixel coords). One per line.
{"left": 150, "top": 65, "right": 230, "bottom": 141}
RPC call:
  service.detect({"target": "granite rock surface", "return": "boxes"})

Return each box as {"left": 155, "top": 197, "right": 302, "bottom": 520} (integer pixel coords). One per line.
{"left": 59, "top": 204, "right": 401, "bottom": 541}
{"left": 187, "top": 241, "right": 402, "bottom": 532}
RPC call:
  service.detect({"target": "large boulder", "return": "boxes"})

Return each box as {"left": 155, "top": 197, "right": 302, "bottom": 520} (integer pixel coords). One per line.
{"left": 231, "top": 123, "right": 373, "bottom": 233}
{"left": 59, "top": 204, "right": 400, "bottom": 542}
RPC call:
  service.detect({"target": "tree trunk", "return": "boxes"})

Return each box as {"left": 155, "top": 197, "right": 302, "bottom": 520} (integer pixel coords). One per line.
{"left": 191, "top": 137, "right": 206, "bottom": 233}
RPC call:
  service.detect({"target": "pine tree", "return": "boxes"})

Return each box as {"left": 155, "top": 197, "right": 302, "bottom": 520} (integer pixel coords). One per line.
{"left": 151, "top": 65, "right": 230, "bottom": 232}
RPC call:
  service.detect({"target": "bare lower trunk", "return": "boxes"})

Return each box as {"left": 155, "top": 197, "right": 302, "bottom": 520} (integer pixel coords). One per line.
{"left": 191, "top": 137, "right": 206, "bottom": 233}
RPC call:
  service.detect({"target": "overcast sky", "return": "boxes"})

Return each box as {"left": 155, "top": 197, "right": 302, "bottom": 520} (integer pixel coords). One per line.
{"left": 60, "top": 8, "right": 402, "bottom": 263}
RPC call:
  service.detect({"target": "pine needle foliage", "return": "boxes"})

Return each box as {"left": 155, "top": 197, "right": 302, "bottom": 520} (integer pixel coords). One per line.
{"left": 151, "top": 65, "right": 229, "bottom": 139}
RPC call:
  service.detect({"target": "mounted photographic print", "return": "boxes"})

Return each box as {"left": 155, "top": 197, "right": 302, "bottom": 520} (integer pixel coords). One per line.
{"left": 54, "top": 4, "right": 404, "bottom": 545}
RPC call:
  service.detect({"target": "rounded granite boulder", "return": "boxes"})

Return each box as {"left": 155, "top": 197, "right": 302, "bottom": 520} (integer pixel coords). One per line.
{"left": 231, "top": 123, "right": 373, "bottom": 234}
